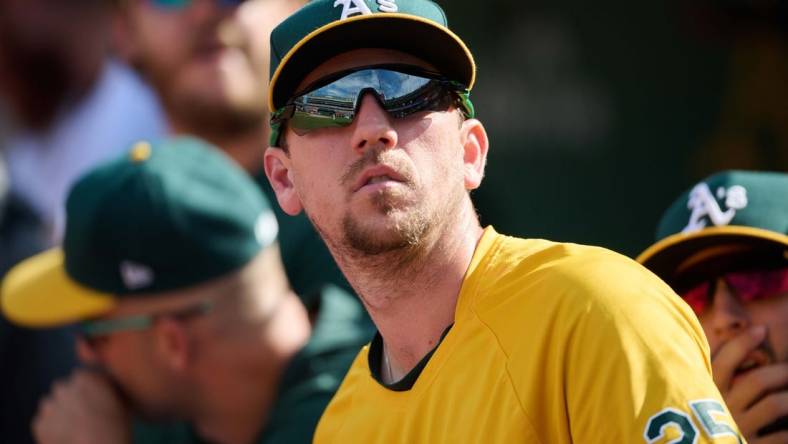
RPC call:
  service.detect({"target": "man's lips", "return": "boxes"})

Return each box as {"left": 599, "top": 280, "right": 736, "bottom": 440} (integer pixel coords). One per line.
{"left": 352, "top": 165, "right": 407, "bottom": 192}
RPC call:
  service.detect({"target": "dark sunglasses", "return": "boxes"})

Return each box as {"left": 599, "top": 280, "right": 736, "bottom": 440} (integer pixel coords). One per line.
{"left": 148, "top": 0, "right": 246, "bottom": 10}
{"left": 681, "top": 267, "right": 788, "bottom": 315}
{"left": 78, "top": 300, "right": 214, "bottom": 345}
{"left": 270, "top": 64, "right": 475, "bottom": 146}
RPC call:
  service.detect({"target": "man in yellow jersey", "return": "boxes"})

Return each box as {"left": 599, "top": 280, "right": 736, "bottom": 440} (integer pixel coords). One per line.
{"left": 262, "top": 0, "right": 743, "bottom": 441}
{"left": 639, "top": 171, "right": 788, "bottom": 442}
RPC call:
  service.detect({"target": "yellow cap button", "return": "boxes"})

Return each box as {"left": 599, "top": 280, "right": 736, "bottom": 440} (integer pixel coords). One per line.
{"left": 129, "top": 141, "right": 152, "bottom": 163}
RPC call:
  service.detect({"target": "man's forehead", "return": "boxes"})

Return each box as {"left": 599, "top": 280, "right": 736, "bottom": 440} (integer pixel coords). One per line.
{"left": 297, "top": 48, "right": 438, "bottom": 91}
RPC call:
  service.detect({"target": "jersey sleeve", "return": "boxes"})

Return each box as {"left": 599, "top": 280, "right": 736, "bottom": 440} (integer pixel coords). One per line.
{"left": 558, "top": 252, "right": 743, "bottom": 443}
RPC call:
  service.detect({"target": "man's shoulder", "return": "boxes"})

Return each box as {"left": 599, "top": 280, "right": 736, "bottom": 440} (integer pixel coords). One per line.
{"left": 469, "top": 234, "right": 734, "bottom": 443}
{"left": 467, "top": 230, "right": 700, "bottom": 359}
{"left": 490, "top": 229, "right": 643, "bottom": 269}
{"left": 472, "top": 230, "right": 670, "bottom": 312}
{"left": 479, "top": 229, "right": 639, "bottom": 275}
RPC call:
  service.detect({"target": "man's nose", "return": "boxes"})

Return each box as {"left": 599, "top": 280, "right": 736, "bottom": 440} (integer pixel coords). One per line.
{"left": 349, "top": 93, "right": 398, "bottom": 155}
{"left": 707, "top": 278, "right": 751, "bottom": 340}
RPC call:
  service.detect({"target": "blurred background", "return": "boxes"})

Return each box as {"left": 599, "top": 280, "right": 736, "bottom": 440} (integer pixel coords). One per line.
{"left": 0, "top": 0, "right": 785, "bottom": 259}
{"left": 448, "top": 0, "right": 787, "bottom": 256}
{"left": 0, "top": 0, "right": 785, "bottom": 442}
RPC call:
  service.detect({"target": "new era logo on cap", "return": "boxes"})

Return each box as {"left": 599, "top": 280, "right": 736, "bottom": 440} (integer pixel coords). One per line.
{"left": 255, "top": 212, "right": 279, "bottom": 247}
{"left": 120, "top": 260, "right": 154, "bottom": 290}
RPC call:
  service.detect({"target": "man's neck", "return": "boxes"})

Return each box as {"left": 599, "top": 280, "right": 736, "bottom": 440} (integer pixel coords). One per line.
{"left": 337, "top": 201, "right": 484, "bottom": 379}
{"left": 189, "top": 356, "right": 279, "bottom": 444}
{"left": 168, "top": 119, "right": 267, "bottom": 174}
{"left": 191, "top": 293, "right": 311, "bottom": 444}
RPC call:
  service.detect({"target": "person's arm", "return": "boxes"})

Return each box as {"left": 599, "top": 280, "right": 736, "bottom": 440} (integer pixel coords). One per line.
{"left": 562, "top": 257, "right": 743, "bottom": 443}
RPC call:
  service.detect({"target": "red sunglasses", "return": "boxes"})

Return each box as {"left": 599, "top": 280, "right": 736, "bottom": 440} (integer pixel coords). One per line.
{"left": 680, "top": 267, "right": 788, "bottom": 315}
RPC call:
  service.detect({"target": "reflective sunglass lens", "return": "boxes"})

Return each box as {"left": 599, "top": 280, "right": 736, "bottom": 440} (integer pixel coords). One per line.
{"left": 681, "top": 281, "right": 710, "bottom": 315}
{"left": 289, "top": 110, "right": 353, "bottom": 135}
{"left": 287, "top": 70, "right": 456, "bottom": 134}
{"left": 726, "top": 268, "right": 788, "bottom": 302}
{"left": 679, "top": 268, "right": 788, "bottom": 315}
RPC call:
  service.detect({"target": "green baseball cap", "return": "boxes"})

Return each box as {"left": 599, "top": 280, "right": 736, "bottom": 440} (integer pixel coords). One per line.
{"left": 268, "top": 0, "right": 476, "bottom": 112}
{"left": 637, "top": 170, "right": 788, "bottom": 291}
{"left": 1, "top": 137, "right": 279, "bottom": 328}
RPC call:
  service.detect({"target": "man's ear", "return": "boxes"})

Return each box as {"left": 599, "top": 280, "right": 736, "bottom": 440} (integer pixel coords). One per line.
{"left": 75, "top": 337, "right": 98, "bottom": 364}
{"left": 151, "top": 318, "right": 190, "bottom": 373}
{"left": 264, "top": 147, "right": 303, "bottom": 216}
{"left": 460, "top": 119, "right": 489, "bottom": 191}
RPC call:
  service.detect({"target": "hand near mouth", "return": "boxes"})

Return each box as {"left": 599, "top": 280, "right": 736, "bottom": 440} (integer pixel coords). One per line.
{"left": 711, "top": 326, "right": 788, "bottom": 442}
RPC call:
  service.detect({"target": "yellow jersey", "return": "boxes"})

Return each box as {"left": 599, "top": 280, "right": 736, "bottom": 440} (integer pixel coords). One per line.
{"left": 314, "top": 227, "right": 743, "bottom": 443}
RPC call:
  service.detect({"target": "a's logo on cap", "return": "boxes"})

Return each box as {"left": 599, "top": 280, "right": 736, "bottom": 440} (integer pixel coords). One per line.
{"left": 377, "top": 0, "right": 398, "bottom": 12}
{"left": 334, "top": 0, "right": 397, "bottom": 20}
{"left": 120, "top": 260, "right": 155, "bottom": 290}
{"left": 334, "top": 0, "right": 371, "bottom": 19}
{"left": 683, "top": 182, "right": 748, "bottom": 233}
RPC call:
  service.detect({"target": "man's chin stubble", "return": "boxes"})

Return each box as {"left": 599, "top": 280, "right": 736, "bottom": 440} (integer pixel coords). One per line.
{"left": 341, "top": 209, "right": 429, "bottom": 257}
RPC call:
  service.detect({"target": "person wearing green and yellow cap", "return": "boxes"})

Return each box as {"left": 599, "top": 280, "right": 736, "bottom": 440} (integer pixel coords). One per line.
{"left": 639, "top": 170, "right": 788, "bottom": 442}
{"left": 1, "top": 137, "right": 373, "bottom": 444}
{"left": 260, "top": 0, "right": 743, "bottom": 442}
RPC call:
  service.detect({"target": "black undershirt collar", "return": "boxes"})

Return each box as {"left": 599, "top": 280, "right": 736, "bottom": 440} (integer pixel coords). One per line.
{"left": 367, "top": 323, "right": 454, "bottom": 391}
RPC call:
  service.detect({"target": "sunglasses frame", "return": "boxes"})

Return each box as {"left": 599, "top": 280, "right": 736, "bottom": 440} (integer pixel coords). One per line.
{"left": 270, "top": 64, "right": 475, "bottom": 146}
{"left": 79, "top": 300, "right": 214, "bottom": 339}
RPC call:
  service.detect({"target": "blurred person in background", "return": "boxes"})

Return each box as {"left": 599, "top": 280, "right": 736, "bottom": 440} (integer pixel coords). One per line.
{"left": 1, "top": 138, "right": 374, "bottom": 444}
{"left": 0, "top": 1, "right": 164, "bottom": 442}
{"left": 638, "top": 171, "right": 788, "bottom": 443}
{"left": 111, "top": 0, "right": 351, "bottom": 306}
{"left": 0, "top": 0, "right": 164, "bottom": 243}
{"left": 1, "top": 145, "right": 74, "bottom": 444}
